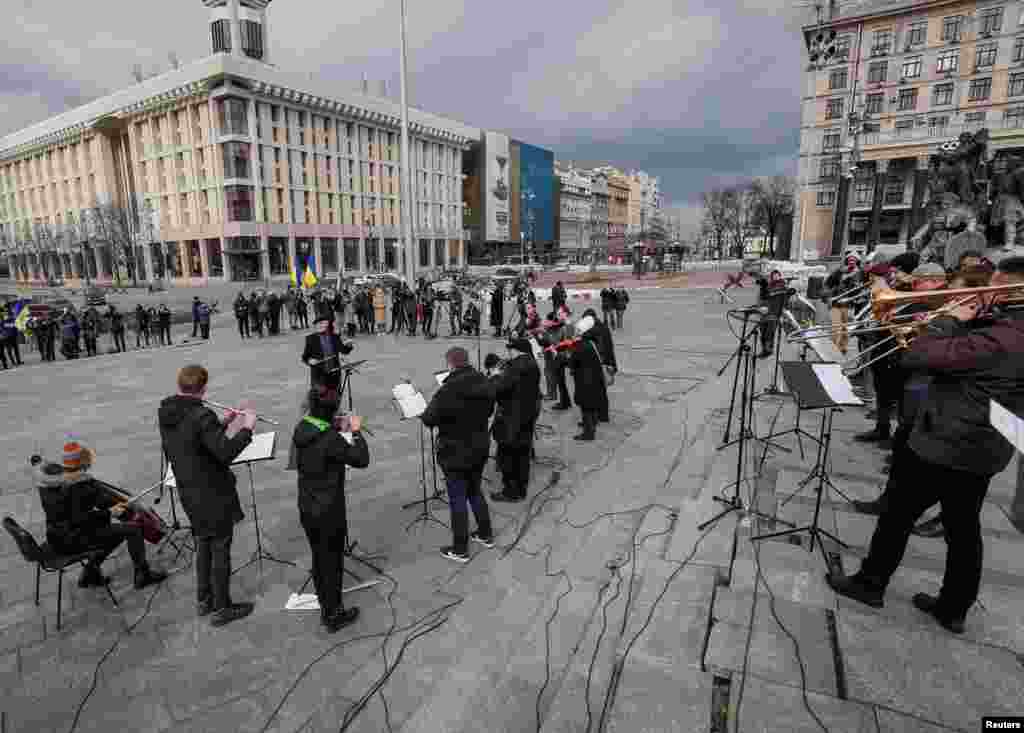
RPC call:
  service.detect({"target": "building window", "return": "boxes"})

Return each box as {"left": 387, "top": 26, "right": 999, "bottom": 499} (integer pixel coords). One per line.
{"left": 895, "top": 119, "right": 915, "bottom": 137}
{"left": 825, "top": 98, "right": 844, "bottom": 119}
{"left": 862, "top": 93, "right": 882, "bottom": 115}
{"left": 901, "top": 57, "right": 922, "bottom": 79}
{"left": 964, "top": 111, "right": 986, "bottom": 127}
{"left": 968, "top": 77, "right": 992, "bottom": 100}
{"left": 1010, "top": 73, "right": 1024, "bottom": 97}
{"left": 872, "top": 29, "right": 892, "bottom": 54}
{"left": 829, "top": 68, "right": 848, "bottom": 89}
{"left": 1005, "top": 106, "right": 1024, "bottom": 128}
{"left": 268, "top": 237, "right": 288, "bottom": 275}
{"left": 928, "top": 116, "right": 950, "bottom": 135}
{"left": 941, "top": 16, "right": 963, "bottom": 43}
{"left": 937, "top": 50, "right": 959, "bottom": 72}
{"left": 897, "top": 88, "right": 918, "bottom": 111}
{"left": 364, "top": 239, "right": 379, "bottom": 271}
{"left": 343, "top": 238, "right": 359, "bottom": 270}
{"left": 933, "top": 83, "right": 954, "bottom": 106}
{"left": 854, "top": 179, "right": 874, "bottom": 205}
{"left": 980, "top": 7, "right": 1004, "bottom": 35}
{"left": 816, "top": 190, "right": 836, "bottom": 207}
{"left": 222, "top": 142, "right": 251, "bottom": 179}
{"left": 819, "top": 157, "right": 840, "bottom": 179}
{"left": 320, "top": 238, "right": 338, "bottom": 272}
{"left": 883, "top": 179, "right": 905, "bottom": 205}
{"left": 240, "top": 19, "right": 263, "bottom": 59}
{"left": 418, "top": 239, "right": 429, "bottom": 267}
{"left": 211, "top": 19, "right": 231, "bottom": 53}
{"left": 218, "top": 98, "right": 248, "bottom": 136}
{"left": 822, "top": 131, "right": 841, "bottom": 152}
{"left": 224, "top": 186, "right": 254, "bottom": 222}
{"left": 906, "top": 21, "right": 927, "bottom": 47}
{"left": 835, "top": 35, "right": 851, "bottom": 59}
{"left": 976, "top": 44, "right": 997, "bottom": 69}
{"left": 868, "top": 61, "right": 888, "bottom": 83}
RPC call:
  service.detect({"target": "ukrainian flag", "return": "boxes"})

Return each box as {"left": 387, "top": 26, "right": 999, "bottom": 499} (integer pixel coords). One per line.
{"left": 302, "top": 257, "right": 318, "bottom": 289}
{"left": 290, "top": 264, "right": 299, "bottom": 287}
{"left": 14, "top": 303, "right": 30, "bottom": 332}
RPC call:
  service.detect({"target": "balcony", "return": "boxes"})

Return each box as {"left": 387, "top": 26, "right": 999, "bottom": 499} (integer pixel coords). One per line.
{"left": 860, "top": 119, "right": 1009, "bottom": 147}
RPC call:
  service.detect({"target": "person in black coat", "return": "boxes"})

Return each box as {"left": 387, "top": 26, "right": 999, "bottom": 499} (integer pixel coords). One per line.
{"left": 551, "top": 281, "right": 567, "bottom": 312}
{"left": 421, "top": 347, "right": 496, "bottom": 562}
{"left": 486, "top": 338, "right": 542, "bottom": 502}
{"left": 614, "top": 289, "right": 629, "bottom": 329}
{"left": 569, "top": 317, "right": 607, "bottom": 441}
{"left": 293, "top": 385, "right": 369, "bottom": 633}
{"left": 158, "top": 365, "right": 258, "bottom": 627}
{"left": 600, "top": 288, "right": 616, "bottom": 328}
{"left": 581, "top": 308, "right": 616, "bottom": 422}
{"left": 158, "top": 304, "right": 172, "bottom": 345}
{"left": 36, "top": 443, "right": 166, "bottom": 590}
{"left": 191, "top": 297, "right": 201, "bottom": 338}
{"left": 107, "top": 305, "right": 126, "bottom": 353}
{"left": 234, "top": 293, "right": 250, "bottom": 338}
{"left": 301, "top": 315, "right": 355, "bottom": 391}
{"left": 490, "top": 284, "right": 505, "bottom": 337}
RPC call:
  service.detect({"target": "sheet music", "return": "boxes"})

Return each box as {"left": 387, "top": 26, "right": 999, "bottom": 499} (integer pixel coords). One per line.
{"left": 393, "top": 383, "right": 428, "bottom": 419}
{"left": 434, "top": 370, "right": 450, "bottom": 386}
{"left": 811, "top": 364, "right": 863, "bottom": 406}
{"left": 233, "top": 432, "right": 277, "bottom": 464}
{"left": 991, "top": 400, "right": 1024, "bottom": 454}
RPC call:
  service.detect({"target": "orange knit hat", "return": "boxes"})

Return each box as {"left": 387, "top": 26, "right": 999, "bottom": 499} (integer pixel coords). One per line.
{"left": 63, "top": 442, "right": 92, "bottom": 471}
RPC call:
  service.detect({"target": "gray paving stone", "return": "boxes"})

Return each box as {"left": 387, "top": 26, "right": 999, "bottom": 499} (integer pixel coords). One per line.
{"left": 728, "top": 674, "right": 876, "bottom": 733}
{"left": 604, "top": 659, "right": 712, "bottom": 733}
{"left": 875, "top": 707, "right": 962, "bottom": 733}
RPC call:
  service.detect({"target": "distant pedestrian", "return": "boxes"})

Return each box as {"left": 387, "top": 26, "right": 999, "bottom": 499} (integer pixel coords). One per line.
{"left": 198, "top": 302, "right": 211, "bottom": 340}
{"left": 614, "top": 288, "right": 629, "bottom": 329}
{"left": 135, "top": 304, "right": 149, "bottom": 348}
{"left": 158, "top": 304, "right": 172, "bottom": 345}
{"left": 234, "top": 292, "right": 250, "bottom": 338}
{"left": 191, "top": 296, "right": 201, "bottom": 337}
{"left": 82, "top": 308, "right": 99, "bottom": 357}
{"left": 108, "top": 305, "right": 127, "bottom": 353}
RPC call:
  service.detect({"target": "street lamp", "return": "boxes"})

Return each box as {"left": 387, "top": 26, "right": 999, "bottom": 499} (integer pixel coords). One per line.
{"left": 520, "top": 188, "right": 535, "bottom": 267}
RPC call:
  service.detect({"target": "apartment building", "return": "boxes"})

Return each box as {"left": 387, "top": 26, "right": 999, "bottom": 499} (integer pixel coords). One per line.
{"left": 0, "top": 0, "right": 477, "bottom": 287}
{"left": 795, "top": 0, "right": 1024, "bottom": 259}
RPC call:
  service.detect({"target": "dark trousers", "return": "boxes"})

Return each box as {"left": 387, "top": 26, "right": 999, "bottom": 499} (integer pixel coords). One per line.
{"left": 390, "top": 305, "right": 404, "bottom": 333}
{"left": 84, "top": 335, "right": 97, "bottom": 356}
{"left": 543, "top": 354, "right": 558, "bottom": 398}
{"left": 200, "top": 323, "right": 210, "bottom": 340}
{"left": 43, "top": 336, "right": 56, "bottom": 361}
{"left": 859, "top": 449, "right": 992, "bottom": 619}
{"left": 423, "top": 310, "right": 433, "bottom": 337}
{"left": 300, "top": 515, "right": 347, "bottom": 620}
{"left": 195, "top": 533, "right": 233, "bottom": 610}
{"left": 870, "top": 363, "right": 900, "bottom": 436}
{"left": 615, "top": 309, "right": 624, "bottom": 329}
{"left": 760, "top": 317, "right": 777, "bottom": 353}
{"left": 496, "top": 438, "right": 532, "bottom": 498}
{"left": 112, "top": 330, "right": 126, "bottom": 352}
{"left": 6, "top": 337, "right": 22, "bottom": 365}
{"left": 580, "top": 408, "right": 598, "bottom": 438}
{"left": 602, "top": 307, "right": 614, "bottom": 329}
{"left": 252, "top": 315, "right": 263, "bottom": 336}
{"left": 555, "top": 361, "right": 570, "bottom": 407}
{"left": 446, "top": 468, "right": 493, "bottom": 555}
{"left": 237, "top": 317, "right": 249, "bottom": 338}
{"left": 52, "top": 522, "right": 146, "bottom": 570}
{"left": 159, "top": 324, "right": 171, "bottom": 345}
{"left": 0, "top": 343, "right": 6, "bottom": 368}
{"left": 137, "top": 328, "right": 149, "bottom": 347}
{"left": 192, "top": 317, "right": 199, "bottom": 337}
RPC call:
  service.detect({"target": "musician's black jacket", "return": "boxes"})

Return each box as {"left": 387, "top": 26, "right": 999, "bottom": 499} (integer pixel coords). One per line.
{"left": 301, "top": 332, "right": 354, "bottom": 386}
{"left": 421, "top": 366, "right": 495, "bottom": 474}
{"left": 37, "top": 466, "right": 115, "bottom": 548}
{"left": 582, "top": 310, "right": 618, "bottom": 371}
{"left": 569, "top": 334, "right": 607, "bottom": 410}
{"left": 292, "top": 418, "right": 369, "bottom": 523}
{"left": 158, "top": 395, "right": 253, "bottom": 537}
{"left": 490, "top": 353, "right": 541, "bottom": 445}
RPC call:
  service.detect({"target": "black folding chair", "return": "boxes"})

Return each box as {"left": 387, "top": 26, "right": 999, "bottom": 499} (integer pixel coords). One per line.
{"left": 3, "top": 517, "right": 119, "bottom": 630}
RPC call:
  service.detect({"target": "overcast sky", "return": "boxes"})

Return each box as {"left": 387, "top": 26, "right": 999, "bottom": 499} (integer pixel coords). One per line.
{"left": 1, "top": 0, "right": 811, "bottom": 233}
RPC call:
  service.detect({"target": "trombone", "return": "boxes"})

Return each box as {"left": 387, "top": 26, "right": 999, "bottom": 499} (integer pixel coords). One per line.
{"left": 830, "top": 281, "right": 871, "bottom": 306}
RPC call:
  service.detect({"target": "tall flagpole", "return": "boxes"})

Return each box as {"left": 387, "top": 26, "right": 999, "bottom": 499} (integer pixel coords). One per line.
{"left": 398, "top": 0, "right": 415, "bottom": 284}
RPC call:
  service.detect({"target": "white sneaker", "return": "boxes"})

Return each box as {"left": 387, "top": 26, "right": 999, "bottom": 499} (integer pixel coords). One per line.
{"left": 441, "top": 546, "right": 469, "bottom": 563}
{"left": 470, "top": 532, "right": 495, "bottom": 549}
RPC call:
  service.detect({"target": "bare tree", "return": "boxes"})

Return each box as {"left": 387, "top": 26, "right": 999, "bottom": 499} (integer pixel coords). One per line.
{"left": 749, "top": 175, "right": 796, "bottom": 259}
{"left": 700, "top": 187, "right": 736, "bottom": 260}
{"left": 90, "top": 199, "right": 137, "bottom": 287}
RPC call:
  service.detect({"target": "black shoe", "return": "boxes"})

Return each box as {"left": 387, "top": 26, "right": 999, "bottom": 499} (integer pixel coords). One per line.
{"left": 573, "top": 433, "right": 595, "bottom": 441}
{"left": 490, "top": 491, "right": 521, "bottom": 503}
{"left": 78, "top": 566, "right": 107, "bottom": 588}
{"left": 470, "top": 531, "right": 495, "bottom": 549}
{"left": 197, "top": 598, "right": 214, "bottom": 617}
{"left": 851, "top": 498, "right": 887, "bottom": 516}
{"left": 441, "top": 546, "right": 469, "bottom": 563}
{"left": 912, "top": 516, "right": 945, "bottom": 538}
{"left": 826, "top": 572, "right": 884, "bottom": 608}
{"left": 912, "top": 593, "right": 965, "bottom": 634}
{"left": 854, "top": 430, "right": 890, "bottom": 444}
{"left": 324, "top": 607, "right": 360, "bottom": 633}
{"left": 134, "top": 566, "right": 168, "bottom": 590}
{"left": 210, "top": 602, "right": 254, "bottom": 627}
{"left": 551, "top": 404, "right": 571, "bottom": 411}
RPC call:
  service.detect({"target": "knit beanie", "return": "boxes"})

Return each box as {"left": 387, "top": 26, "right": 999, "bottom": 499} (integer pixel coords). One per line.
{"left": 63, "top": 442, "right": 84, "bottom": 471}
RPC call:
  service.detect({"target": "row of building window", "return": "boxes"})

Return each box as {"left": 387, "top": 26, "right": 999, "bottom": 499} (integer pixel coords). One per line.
{"left": 824, "top": 73, "right": 1024, "bottom": 120}
{"left": 820, "top": 108, "right": 992, "bottom": 154}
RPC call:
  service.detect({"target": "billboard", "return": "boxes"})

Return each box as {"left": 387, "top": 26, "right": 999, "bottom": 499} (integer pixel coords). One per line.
{"left": 484, "top": 131, "right": 510, "bottom": 242}
{"left": 512, "top": 141, "right": 555, "bottom": 246}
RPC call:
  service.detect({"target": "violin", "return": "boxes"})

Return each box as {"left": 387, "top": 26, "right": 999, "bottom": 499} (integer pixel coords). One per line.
{"left": 544, "top": 337, "right": 582, "bottom": 354}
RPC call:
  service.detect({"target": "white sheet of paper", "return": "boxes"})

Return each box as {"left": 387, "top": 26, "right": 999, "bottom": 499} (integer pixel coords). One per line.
{"left": 392, "top": 383, "right": 428, "bottom": 418}
{"left": 163, "top": 464, "right": 176, "bottom": 488}
{"left": 811, "top": 363, "right": 864, "bottom": 406}
{"left": 991, "top": 400, "right": 1024, "bottom": 454}
{"left": 233, "top": 432, "right": 276, "bottom": 464}
{"left": 340, "top": 432, "right": 354, "bottom": 445}
{"left": 435, "top": 371, "right": 450, "bottom": 386}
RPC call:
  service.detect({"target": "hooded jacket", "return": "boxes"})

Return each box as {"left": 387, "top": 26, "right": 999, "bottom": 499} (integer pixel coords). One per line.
{"left": 421, "top": 366, "right": 495, "bottom": 474}
{"left": 902, "top": 309, "right": 1024, "bottom": 476}
{"left": 37, "top": 465, "right": 115, "bottom": 549}
{"left": 581, "top": 309, "right": 618, "bottom": 371}
{"left": 157, "top": 395, "right": 253, "bottom": 537}
{"left": 490, "top": 352, "right": 542, "bottom": 445}
{"left": 569, "top": 332, "right": 607, "bottom": 410}
{"left": 292, "top": 417, "right": 369, "bottom": 522}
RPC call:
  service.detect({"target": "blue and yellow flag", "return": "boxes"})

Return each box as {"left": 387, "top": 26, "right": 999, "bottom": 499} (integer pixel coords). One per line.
{"left": 302, "top": 257, "right": 318, "bottom": 289}
{"left": 14, "top": 304, "right": 30, "bottom": 332}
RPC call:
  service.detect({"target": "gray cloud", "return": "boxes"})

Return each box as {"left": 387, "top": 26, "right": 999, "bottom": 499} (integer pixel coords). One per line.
{"left": 0, "top": 0, "right": 807, "bottom": 206}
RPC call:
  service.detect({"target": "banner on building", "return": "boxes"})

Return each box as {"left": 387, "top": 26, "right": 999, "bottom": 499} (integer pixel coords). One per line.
{"left": 484, "top": 131, "right": 510, "bottom": 242}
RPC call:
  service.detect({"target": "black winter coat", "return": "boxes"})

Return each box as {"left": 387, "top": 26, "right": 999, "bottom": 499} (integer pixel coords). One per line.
{"left": 301, "top": 332, "right": 354, "bottom": 386}
{"left": 570, "top": 337, "right": 607, "bottom": 410}
{"left": 158, "top": 395, "right": 253, "bottom": 537}
{"left": 902, "top": 310, "right": 1024, "bottom": 476}
{"left": 589, "top": 319, "right": 618, "bottom": 371}
{"left": 490, "top": 354, "right": 541, "bottom": 445}
{"left": 293, "top": 417, "right": 369, "bottom": 523}
{"left": 38, "top": 471, "right": 116, "bottom": 549}
{"left": 490, "top": 288, "right": 504, "bottom": 328}
{"left": 421, "top": 366, "right": 495, "bottom": 474}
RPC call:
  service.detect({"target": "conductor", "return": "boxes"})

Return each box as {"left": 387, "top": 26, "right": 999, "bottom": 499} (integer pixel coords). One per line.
{"left": 302, "top": 315, "right": 354, "bottom": 390}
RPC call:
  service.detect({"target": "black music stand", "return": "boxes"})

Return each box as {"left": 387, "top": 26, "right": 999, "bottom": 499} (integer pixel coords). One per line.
{"left": 752, "top": 362, "right": 857, "bottom": 561}
{"left": 392, "top": 383, "right": 448, "bottom": 532}
{"left": 156, "top": 444, "right": 194, "bottom": 559}
{"left": 226, "top": 432, "right": 295, "bottom": 575}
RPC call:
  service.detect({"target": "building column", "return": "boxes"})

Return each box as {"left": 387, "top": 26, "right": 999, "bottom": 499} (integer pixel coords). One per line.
{"left": 228, "top": 0, "right": 243, "bottom": 58}
{"left": 199, "top": 239, "right": 211, "bottom": 282}
{"left": 261, "top": 9, "right": 270, "bottom": 63}
{"left": 288, "top": 234, "right": 297, "bottom": 281}
{"left": 910, "top": 155, "right": 929, "bottom": 240}
{"left": 259, "top": 234, "right": 270, "bottom": 283}
{"left": 830, "top": 175, "right": 850, "bottom": 257}
{"left": 868, "top": 160, "right": 888, "bottom": 252}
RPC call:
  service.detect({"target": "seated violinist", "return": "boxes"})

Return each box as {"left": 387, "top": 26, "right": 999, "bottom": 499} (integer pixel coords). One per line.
{"left": 36, "top": 442, "right": 167, "bottom": 590}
